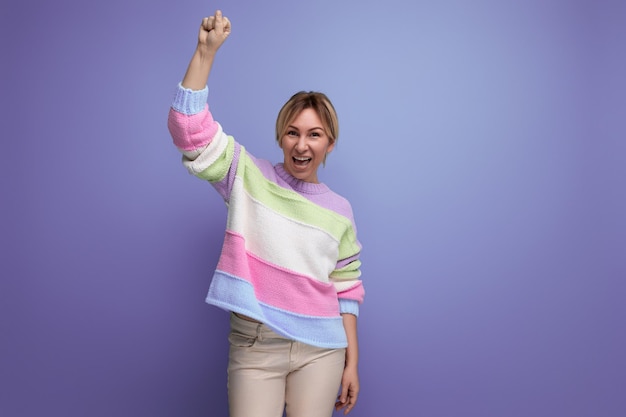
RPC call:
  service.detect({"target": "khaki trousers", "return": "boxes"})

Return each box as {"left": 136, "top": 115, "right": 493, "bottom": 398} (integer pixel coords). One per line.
{"left": 227, "top": 313, "right": 346, "bottom": 417}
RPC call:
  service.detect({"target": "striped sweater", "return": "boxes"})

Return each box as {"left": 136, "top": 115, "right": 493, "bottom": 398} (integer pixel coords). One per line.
{"left": 168, "top": 84, "right": 364, "bottom": 348}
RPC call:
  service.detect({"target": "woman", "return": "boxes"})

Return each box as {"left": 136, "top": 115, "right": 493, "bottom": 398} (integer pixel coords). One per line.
{"left": 167, "top": 10, "right": 364, "bottom": 417}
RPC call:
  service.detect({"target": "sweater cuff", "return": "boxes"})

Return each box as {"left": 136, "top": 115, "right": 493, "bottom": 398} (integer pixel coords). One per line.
{"left": 171, "top": 83, "right": 209, "bottom": 115}
{"left": 339, "top": 299, "right": 359, "bottom": 317}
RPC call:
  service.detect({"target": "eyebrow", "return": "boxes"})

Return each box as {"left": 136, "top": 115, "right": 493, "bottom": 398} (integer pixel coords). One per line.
{"left": 287, "top": 125, "right": 325, "bottom": 132}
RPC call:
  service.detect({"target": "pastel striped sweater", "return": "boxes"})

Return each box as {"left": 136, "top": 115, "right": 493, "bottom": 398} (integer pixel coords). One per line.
{"left": 168, "top": 84, "right": 364, "bottom": 348}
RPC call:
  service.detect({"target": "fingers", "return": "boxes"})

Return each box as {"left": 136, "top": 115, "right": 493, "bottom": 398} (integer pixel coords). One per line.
{"left": 343, "top": 393, "right": 357, "bottom": 415}
{"left": 213, "top": 10, "right": 231, "bottom": 35}
{"left": 201, "top": 10, "right": 231, "bottom": 37}
{"left": 334, "top": 398, "right": 356, "bottom": 415}
{"left": 213, "top": 10, "right": 223, "bottom": 31}
{"left": 201, "top": 15, "right": 215, "bottom": 31}
{"left": 335, "top": 385, "right": 359, "bottom": 415}
{"left": 339, "top": 384, "right": 349, "bottom": 404}
{"left": 223, "top": 16, "right": 232, "bottom": 35}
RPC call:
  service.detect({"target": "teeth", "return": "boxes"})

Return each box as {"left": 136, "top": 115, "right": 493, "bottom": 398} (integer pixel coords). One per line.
{"left": 294, "top": 157, "right": 311, "bottom": 161}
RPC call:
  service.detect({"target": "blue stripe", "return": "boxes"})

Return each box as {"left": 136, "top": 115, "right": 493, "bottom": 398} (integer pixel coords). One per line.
{"left": 206, "top": 271, "right": 348, "bottom": 348}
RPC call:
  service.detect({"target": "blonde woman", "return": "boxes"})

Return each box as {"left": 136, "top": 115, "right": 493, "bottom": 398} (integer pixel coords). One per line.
{"left": 168, "top": 10, "right": 364, "bottom": 417}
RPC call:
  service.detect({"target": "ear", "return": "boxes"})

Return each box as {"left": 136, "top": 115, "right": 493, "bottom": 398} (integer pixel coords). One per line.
{"left": 326, "top": 140, "right": 335, "bottom": 154}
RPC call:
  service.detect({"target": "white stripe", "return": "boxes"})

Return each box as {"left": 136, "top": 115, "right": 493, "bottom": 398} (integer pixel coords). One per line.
{"left": 228, "top": 177, "right": 340, "bottom": 282}
{"left": 332, "top": 280, "right": 361, "bottom": 292}
{"left": 182, "top": 124, "right": 229, "bottom": 174}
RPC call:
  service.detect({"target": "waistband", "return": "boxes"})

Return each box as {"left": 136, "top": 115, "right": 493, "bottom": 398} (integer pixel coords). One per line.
{"left": 229, "top": 312, "right": 290, "bottom": 341}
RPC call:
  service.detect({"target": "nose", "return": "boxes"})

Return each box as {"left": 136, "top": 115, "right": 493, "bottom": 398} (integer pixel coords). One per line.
{"left": 295, "top": 135, "right": 308, "bottom": 152}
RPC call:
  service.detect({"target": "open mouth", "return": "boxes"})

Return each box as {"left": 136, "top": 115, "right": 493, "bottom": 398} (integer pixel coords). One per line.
{"left": 293, "top": 156, "right": 312, "bottom": 167}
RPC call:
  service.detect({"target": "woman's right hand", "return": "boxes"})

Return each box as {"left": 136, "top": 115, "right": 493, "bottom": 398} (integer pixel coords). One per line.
{"left": 198, "top": 10, "right": 231, "bottom": 53}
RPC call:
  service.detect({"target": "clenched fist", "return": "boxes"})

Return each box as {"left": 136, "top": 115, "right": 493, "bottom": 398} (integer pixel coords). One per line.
{"left": 198, "top": 10, "right": 231, "bottom": 52}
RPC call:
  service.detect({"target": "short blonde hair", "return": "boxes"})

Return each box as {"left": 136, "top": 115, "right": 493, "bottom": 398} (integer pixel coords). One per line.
{"left": 275, "top": 91, "right": 339, "bottom": 147}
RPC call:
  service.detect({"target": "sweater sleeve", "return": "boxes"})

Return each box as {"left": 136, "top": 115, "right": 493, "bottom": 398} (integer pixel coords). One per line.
{"left": 330, "top": 208, "right": 364, "bottom": 316}
{"left": 332, "top": 254, "right": 364, "bottom": 316}
{"left": 167, "top": 83, "right": 241, "bottom": 201}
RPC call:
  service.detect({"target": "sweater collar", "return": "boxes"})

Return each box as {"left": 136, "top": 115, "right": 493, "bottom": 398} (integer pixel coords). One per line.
{"left": 275, "top": 163, "right": 329, "bottom": 195}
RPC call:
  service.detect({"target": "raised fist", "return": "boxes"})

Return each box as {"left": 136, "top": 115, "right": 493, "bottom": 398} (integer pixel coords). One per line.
{"left": 198, "top": 10, "right": 231, "bottom": 52}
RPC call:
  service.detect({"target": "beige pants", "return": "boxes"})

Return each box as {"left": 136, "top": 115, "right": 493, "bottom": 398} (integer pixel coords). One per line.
{"left": 227, "top": 313, "right": 346, "bottom": 417}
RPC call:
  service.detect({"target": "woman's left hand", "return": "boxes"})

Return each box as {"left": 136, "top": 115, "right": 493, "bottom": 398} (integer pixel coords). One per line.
{"left": 335, "top": 365, "right": 359, "bottom": 415}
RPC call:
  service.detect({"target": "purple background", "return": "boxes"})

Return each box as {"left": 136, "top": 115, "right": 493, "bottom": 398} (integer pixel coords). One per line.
{"left": 2, "top": 0, "right": 625, "bottom": 416}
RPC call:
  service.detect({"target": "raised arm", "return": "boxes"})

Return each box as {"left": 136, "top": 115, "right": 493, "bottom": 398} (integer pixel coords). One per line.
{"left": 181, "top": 10, "right": 231, "bottom": 90}
{"left": 168, "top": 10, "right": 237, "bottom": 195}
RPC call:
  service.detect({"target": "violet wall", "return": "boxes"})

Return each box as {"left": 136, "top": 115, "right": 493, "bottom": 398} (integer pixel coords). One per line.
{"left": 2, "top": 0, "right": 624, "bottom": 416}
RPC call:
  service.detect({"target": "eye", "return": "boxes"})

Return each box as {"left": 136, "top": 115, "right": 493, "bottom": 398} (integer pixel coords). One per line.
{"left": 286, "top": 130, "right": 298, "bottom": 137}
{"left": 310, "top": 131, "right": 322, "bottom": 138}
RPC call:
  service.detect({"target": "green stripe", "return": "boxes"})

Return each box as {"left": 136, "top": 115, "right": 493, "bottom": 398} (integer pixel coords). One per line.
{"left": 330, "top": 260, "right": 362, "bottom": 280}
{"left": 196, "top": 135, "right": 235, "bottom": 183}
{"left": 237, "top": 154, "right": 361, "bottom": 259}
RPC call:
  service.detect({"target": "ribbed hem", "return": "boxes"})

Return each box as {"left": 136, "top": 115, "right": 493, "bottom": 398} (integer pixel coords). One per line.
{"left": 171, "top": 83, "right": 208, "bottom": 115}
{"left": 206, "top": 272, "right": 349, "bottom": 348}
{"left": 275, "top": 163, "right": 330, "bottom": 195}
{"left": 339, "top": 299, "right": 360, "bottom": 317}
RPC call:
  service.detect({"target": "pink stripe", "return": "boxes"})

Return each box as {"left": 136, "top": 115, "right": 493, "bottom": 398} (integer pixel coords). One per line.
{"left": 217, "top": 231, "right": 340, "bottom": 317}
{"left": 167, "top": 106, "right": 218, "bottom": 151}
{"left": 216, "top": 231, "right": 252, "bottom": 280}
{"left": 337, "top": 282, "right": 365, "bottom": 303}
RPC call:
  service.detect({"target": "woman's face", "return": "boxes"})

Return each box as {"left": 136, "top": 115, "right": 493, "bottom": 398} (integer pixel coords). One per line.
{"left": 280, "top": 108, "right": 334, "bottom": 183}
